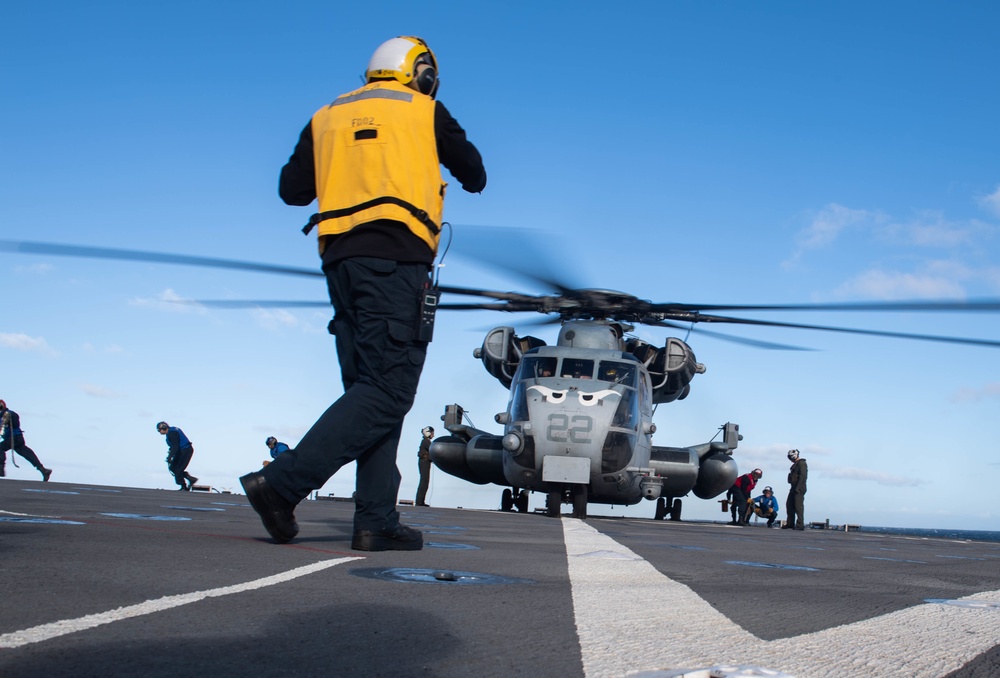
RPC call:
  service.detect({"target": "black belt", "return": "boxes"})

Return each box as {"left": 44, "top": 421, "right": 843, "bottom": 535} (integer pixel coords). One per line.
{"left": 302, "top": 197, "right": 440, "bottom": 236}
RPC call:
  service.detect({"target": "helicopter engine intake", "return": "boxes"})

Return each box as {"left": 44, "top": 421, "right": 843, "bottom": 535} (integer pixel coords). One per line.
{"left": 474, "top": 327, "right": 547, "bottom": 389}
{"left": 627, "top": 337, "right": 705, "bottom": 404}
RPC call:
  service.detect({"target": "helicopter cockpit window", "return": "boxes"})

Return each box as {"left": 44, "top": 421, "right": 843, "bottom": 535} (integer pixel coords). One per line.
{"left": 598, "top": 361, "right": 636, "bottom": 386}
{"left": 560, "top": 358, "right": 594, "bottom": 379}
{"left": 519, "top": 356, "right": 558, "bottom": 379}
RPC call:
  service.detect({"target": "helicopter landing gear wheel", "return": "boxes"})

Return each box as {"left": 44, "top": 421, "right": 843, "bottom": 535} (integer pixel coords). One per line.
{"left": 546, "top": 490, "right": 561, "bottom": 517}
{"left": 501, "top": 488, "right": 514, "bottom": 512}
{"left": 654, "top": 497, "right": 667, "bottom": 521}
{"left": 669, "top": 498, "right": 682, "bottom": 521}
{"left": 571, "top": 485, "right": 587, "bottom": 519}
{"left": 515, "top": 490, "right": 530, "bottom": 513}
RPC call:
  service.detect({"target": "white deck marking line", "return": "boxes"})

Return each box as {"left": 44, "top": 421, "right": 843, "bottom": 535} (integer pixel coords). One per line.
{"left": 0, "top": 557, "right": 362, "bottom": 650}
{"left": 562, "top": 519, "right": 1000, "bottom": 678}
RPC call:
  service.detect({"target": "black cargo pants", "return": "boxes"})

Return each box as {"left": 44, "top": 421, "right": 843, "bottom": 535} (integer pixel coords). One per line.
{"left": 263, "top": 256, "right": 430, "bottom": 532}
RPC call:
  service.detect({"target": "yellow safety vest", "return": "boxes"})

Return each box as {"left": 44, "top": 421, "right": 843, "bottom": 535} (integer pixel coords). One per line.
{"left": 306, "top": 81, "right": 445, "bottom": 253}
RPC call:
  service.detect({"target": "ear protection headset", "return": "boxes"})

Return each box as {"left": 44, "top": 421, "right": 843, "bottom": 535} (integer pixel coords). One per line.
{"left": 413, "top": 52, "right": 439, "bottom": 98}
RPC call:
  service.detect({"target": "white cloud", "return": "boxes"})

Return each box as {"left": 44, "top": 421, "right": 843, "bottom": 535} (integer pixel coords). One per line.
{"left": 253, "top": 308, "right": 300, "bottom": 331}
{"left": 787, "top": 196, "right": 998, "bottom": 283}
{"left": 795, "top": 203, "right": 874, "bottom": 251}
{"left": 128, "top": 288, "right": 206, "bottom": 314}
{"left": 878, "top": 210, "right": 978, "bottom": 248}
{"left": 977, "top": 185, "right": 1000, "bottom": 218}
{"left": 14, "top": 262, "right": 53, "bottom": 274}
{"left": 734, "top": 444, "right": 833, "bottom": 475}
{"left": 79, "top": 383, "right": 125, "bottom": 399}
{"left": 744, "top": 446, "right": 919, "bottom": 487}
{"left": 0, "top": 332, "right": 57, "bottom": 356}
{"left": 816, "top": 464, "right": 923, "bottom": 487}
{"left": 832, "top": 268, "right": 966, "bottom": 300}
{"left": 950, "top": 382, "right": 1000, "bottom": 404}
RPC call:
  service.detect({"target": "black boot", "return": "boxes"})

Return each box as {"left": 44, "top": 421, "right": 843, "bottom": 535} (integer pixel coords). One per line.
{"left": 41, "top": 467, "right": 52, "bottom": 482}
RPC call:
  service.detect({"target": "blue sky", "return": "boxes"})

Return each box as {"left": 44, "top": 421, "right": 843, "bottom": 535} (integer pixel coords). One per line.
{"left": 2, "top": 1, "right": 998, "bottom": 530}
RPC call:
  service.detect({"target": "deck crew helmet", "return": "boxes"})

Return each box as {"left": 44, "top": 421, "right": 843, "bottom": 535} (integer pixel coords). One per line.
{"left": 787, "top": 449, "right": 800, "bottom": 460}
{"left": 266, "top": 436, "right": 277, "bottom": 447}
{"left": 366, "top": 36, "right": 440, "bottom": 98}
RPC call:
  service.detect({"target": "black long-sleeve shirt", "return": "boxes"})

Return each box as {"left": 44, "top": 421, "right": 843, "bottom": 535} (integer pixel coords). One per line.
{"left": 279, "top": 100, "right": 486, "bottom": 265}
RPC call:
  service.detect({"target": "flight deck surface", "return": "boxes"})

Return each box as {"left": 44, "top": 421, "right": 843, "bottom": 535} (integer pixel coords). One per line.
{"left": 1, "top": 479, "right": 998, "bottom": 677}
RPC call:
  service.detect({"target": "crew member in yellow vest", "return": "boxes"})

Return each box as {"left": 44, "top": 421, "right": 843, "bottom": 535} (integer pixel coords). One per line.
{"left": 241, "top": 36, "right": 486, "bottom": 552}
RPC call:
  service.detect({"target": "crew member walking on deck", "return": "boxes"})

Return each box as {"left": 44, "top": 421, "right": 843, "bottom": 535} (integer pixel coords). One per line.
{"left": 0, "top": 399, "right": 52, "bottom": 481}
{"left": 240, "top": 36, "right": 486, "bottom": 550}
{"left": 157, "top": 421, "right": 198, "bottom": 490}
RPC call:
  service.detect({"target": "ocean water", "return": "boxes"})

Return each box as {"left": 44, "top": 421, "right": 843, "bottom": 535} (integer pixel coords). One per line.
{"left": 859, "top": 526, "right": 1000, "bottom": 543}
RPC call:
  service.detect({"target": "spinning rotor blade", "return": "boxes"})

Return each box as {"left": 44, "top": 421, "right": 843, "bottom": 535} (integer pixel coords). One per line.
{"left": 648, "top": 298, "right": 1000, "bottom": 314}
{"left": 8, "top": 237, "right": 997, "bottom": 350}
{"left": 437, "top": 285, "right": 549, "bottom": 305}
{"left": 437, "top": 303, "right": 524, "bottom": 311}
{"left": 649, "top": 320, "right": 813, "bottom": 351}
{"left": 446, "top": 225, "right": 581, "bottom": 295}
{"left": 0, "top": 240, "right": 323, "bottom": 278}
{"left": 679, "top": 312, "right": 1000, "bottom": 349}
{"left": 173, "top": 300, "right": 331, "bottom": 309}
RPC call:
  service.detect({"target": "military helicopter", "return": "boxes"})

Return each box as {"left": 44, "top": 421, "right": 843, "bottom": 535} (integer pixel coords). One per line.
{"left": 4, "top": 236, "right": 1000, "bottom": 521}
{"left": 417, "top": 229, "right": 1000, "bottom": 520}
{"left": 427, "top": 294, "right": 741, "bottom": 521}
{"left": 421, "top": 278, "right": 1000, "bottom": 520}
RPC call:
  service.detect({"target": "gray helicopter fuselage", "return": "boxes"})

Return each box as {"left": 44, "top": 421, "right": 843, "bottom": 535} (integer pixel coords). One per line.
{"left": 430, "top": 319, "right": 741, "bottom": 516}
{"left": 500, "top": 344, "right": 654, "bottom": 505}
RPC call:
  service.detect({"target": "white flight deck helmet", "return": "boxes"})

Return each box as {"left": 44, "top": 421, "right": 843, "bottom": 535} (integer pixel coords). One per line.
{"left": 366, "top": 36, "right": 440, "bottom": 98}
{"left": 787, "top": 449, "right": 800, "bottom": 461}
